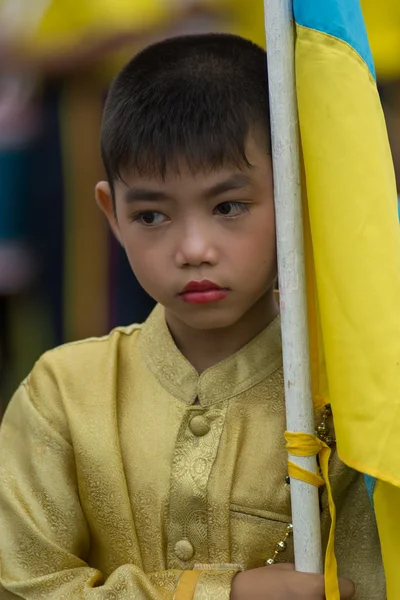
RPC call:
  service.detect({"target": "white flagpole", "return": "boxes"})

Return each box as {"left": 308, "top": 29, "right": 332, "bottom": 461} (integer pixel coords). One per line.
{"left": 264, "top": 0, "right": 323, "bottom": 573}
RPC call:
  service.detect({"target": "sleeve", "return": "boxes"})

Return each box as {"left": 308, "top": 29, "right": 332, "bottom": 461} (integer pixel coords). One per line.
{"left": 0, "top": 383, "right": 239, "bottom": 600}
{"left": 320, "top": 458, "right": 386, "bottom": 600}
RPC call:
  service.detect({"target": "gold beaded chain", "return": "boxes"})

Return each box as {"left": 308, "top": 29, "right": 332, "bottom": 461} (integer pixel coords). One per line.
{"left": 265, "top": 404, "right": 335, "bottom": 566}
{"left": 316, "top": 404, "right": 336, "bottom": 446}
{"left": 265, "top": 523, "right": 293, "bottom": 565}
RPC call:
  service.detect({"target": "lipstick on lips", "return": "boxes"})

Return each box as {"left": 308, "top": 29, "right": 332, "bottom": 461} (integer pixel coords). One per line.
{"left": 179, "top": 280, "right": 229, "bottom": 304}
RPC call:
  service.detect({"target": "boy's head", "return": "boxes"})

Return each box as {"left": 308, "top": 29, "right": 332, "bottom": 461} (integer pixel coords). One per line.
{"left": 97, "top": 33, "right": 277, "bottom": 332}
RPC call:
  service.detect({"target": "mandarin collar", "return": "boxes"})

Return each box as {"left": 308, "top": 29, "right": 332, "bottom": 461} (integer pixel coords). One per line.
{"left": 139, "top": 304, "right": 282, "bottom": 407}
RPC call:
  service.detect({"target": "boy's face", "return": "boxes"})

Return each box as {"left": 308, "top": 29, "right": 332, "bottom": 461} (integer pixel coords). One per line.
{"left": 97, "top": 134, "right": 277, "bottom": 331}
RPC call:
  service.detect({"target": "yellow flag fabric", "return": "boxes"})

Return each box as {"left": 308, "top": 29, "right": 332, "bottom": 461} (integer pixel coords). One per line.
{"left": 293, "top": 1, "right": 400, "bottom": 596}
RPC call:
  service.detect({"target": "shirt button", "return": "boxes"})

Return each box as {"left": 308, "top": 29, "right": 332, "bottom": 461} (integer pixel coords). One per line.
{"left": 174, "top": 539, "right": 194, "bottom": 562}
{"left": 189, "top": 415, "right": 210, "bottom": 437}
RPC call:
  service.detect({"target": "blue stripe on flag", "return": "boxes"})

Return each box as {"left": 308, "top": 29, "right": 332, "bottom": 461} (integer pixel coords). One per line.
{"left": 293, "top": 0, "right": 376, "bottom": 80}
{"left": 364, "top": 474, "right": 377, "bottom": 503}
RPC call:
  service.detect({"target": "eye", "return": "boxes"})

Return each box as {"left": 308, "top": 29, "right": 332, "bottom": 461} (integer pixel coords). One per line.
{"left": 214, "top": 201, "right": 250, "bottom": 217}
{"left": 132, "top": 211, "right": 167, "bottom": 226}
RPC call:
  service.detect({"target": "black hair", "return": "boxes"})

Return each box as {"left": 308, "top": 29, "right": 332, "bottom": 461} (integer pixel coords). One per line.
{"left": 101, "top": 33, "right": 271, "bottom": 198}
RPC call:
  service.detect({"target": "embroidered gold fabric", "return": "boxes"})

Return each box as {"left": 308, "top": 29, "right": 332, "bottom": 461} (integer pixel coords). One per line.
{"left": 0, "top": 305, "right": 385, "bottom": 599}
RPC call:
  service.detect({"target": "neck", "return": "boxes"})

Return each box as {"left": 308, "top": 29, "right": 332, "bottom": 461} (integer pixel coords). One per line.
{"left": 166, "top": 290, "right": 279, "bottom": 373}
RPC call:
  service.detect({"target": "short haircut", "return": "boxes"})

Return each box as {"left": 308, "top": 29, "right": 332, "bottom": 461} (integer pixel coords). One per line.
{"left": 101, "top": 33, "right": 271, "bottom": 198}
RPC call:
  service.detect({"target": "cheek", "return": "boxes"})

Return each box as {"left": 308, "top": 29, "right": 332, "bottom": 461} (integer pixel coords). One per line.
{"left": 232, "top": 213, "right": 277, "bottom": 283}
{"left": 120, "top": 231, "right": 163, "bottom": 283}
{"left": 236, "top": 212, "right": 276, "bottom": 263}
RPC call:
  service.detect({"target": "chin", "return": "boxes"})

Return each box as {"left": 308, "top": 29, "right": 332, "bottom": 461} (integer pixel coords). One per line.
{"left": 177, "top": 307, "right": 245, "bottom": 331}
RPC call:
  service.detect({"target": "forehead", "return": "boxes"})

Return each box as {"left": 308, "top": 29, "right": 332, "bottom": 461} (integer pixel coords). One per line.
{"left": 116, "top": 136, "right": 273, "bottom": 199}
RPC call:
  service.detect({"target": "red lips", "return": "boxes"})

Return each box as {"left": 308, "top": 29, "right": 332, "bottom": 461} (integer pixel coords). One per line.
{"left": 179, "top": 280, "right": 229, "bottom": 304}
{"left": 181, "top": 280, "right": 223, "bottom": 293}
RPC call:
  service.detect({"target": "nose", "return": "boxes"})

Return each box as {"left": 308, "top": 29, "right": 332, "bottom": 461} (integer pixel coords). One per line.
{"left": 174, "top": 221, "right": 218, "bottom": 268}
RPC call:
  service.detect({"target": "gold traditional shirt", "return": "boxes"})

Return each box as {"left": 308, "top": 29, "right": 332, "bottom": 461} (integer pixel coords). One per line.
{"left": 0, "top": 305, "right": 385, "bottom": 599}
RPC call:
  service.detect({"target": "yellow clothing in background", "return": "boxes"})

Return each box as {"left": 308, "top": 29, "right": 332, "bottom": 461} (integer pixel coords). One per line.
{"left": 0, "top": 306, "right": 384, "bottom": 599}
{"left": 210, "top": 0, "right": 267, "bottom": 49}
{"left": 5, "top": 0, "right": 176, "bottom": 81}
{"left": 12, "top": 0, "right": 171, "bottom": 53}
{"left": 361, "top": 0, "right": 400, "bottom": 80}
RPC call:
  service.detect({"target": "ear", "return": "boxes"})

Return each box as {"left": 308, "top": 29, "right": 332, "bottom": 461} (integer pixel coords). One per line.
{"left": 95, "top": 181, "right": 123, "bottom": 245}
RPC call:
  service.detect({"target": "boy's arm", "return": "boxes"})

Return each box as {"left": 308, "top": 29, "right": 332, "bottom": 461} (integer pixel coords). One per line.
{"left": 320, "top": 455, "right": 386, "bottom": 600}
{"left": 0, "top": 383, "right": 239, "bottom": 600}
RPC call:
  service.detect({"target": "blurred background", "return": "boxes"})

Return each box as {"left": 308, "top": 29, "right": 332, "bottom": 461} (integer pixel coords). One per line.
{"left": 0, "top": 0, "right": 399, "bottom": 409}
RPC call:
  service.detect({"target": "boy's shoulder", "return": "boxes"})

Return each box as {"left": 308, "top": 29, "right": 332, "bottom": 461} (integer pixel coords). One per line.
{"left": 25, "top": 322, "right": 145, "bottom": 403}
{"left": 15, "top": 323, "right": 147, "bottom": 440}
{"left": 35, "top": 322, "right": 144, "bottom": 374}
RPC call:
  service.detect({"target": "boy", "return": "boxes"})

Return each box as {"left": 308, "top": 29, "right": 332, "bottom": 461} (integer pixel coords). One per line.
{"left": 0, "top": 34, "right": 385, "bottom": 599}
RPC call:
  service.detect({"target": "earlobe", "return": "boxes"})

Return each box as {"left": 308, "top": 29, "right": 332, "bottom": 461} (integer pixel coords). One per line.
{"left": 95, "top": 181, "right": 123, "bottom": 245}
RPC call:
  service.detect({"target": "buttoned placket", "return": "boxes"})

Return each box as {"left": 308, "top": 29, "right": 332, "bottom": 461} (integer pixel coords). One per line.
{"left": 166, "top": 399, "right": 228, "bottom": 569}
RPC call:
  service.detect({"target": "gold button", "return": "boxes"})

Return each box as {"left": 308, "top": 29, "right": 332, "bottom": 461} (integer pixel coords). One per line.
{"left": 189, "top": 415, "right": 210, "bottom": 437}
{"left": 174, "top": 539, "right": 194, "bottom": 562}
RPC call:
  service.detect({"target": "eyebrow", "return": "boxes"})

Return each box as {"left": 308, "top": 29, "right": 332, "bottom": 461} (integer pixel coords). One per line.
{"left": 124, "top": 188, "right": 172, "bottom": 203}
{"left": 202, "top": 173, "right": 253, "bottom": 199}
{"left": 124, "top": 173, "right": 253, "bottom": 204}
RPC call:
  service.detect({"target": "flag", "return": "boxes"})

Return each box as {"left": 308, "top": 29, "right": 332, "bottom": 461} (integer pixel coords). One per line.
{"left": 293, "top": 1, "right": 400, "bottom": 596}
